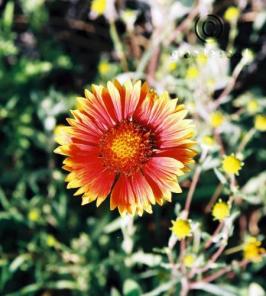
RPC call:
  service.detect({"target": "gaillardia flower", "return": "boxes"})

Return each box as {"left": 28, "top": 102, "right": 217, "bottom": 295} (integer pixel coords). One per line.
{"left": 54, "top": 80, "right": 196, "bottom": 215}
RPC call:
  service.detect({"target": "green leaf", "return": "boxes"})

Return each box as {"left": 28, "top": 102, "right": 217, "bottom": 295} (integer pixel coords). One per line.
{"left": 123, "top": 279, "right": 142, "bottom": 296}
{"left": 2, "top": 1, "right": 14, "bottom": 32}
{"left": 9, "top": 254, "right": 31, "bottom": 272}
{"left": 111, "top": 287, "right": 122, "bottom": 296}
{"left": 213, "top": 168, "right": 227, "bottom": 184}
{"left": 193, "top": 282, "right": 237, "bottom": 296}
{"left": 248, "top": 283, "right": 265, "bottom": 296}
{"left": 142, "top": 280, "right": 178, "bottom": 296}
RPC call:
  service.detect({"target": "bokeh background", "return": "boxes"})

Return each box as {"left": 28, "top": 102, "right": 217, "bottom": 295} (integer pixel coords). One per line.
{"left": 0, "top": 0, "right": 266, "bottom": 295}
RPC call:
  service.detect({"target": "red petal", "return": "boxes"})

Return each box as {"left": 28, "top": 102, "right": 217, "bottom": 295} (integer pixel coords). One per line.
{"left": 110, "top": 174, "right": 135, "bottom": 212}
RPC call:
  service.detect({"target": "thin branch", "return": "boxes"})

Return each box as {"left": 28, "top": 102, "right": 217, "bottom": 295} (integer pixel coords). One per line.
{"left": 191, "top": 260, "right": 248, "bottom": 285}
{"left": 205, "top": 183, "right": 223, "bottom": 213}
{"left": 184, "top": 166, "right": 201, "bottom": 218}
{"left": 204, "top": 222, "right": 224, "bottom": 249}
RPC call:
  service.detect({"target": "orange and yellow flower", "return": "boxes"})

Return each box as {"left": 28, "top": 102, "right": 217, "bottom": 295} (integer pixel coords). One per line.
{"left": 54, "top": 80, "right": 196, "bottom": 215}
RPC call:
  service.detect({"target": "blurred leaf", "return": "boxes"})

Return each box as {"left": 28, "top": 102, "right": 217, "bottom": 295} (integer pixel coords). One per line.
{"left": 193, "top": 282, "right": 237, "bottom": 296}
{"left": 248, "top": 283, "right": 265, "bottom": 296}
{"left": 123, "top": 279, "right": 142, "bottom": 296}
{"left": 9, "top": 254, "right": 31, "bottom": 272}
{"left": 2, "top": 1, "right": 14, "bottom": 32}
{"left": 213, "top": 168, "right": 227, "bottom": 184}
{"left": 111, "top": 287, "right": 122, "bottom": 296}
{"left": 242, "top": 172, "right": 266, "bottom": 204}
{"left": 142, "top": 280, "right": 178, "bottom": 296}
{"left": 127, "top": 251, "right": 162, "bottom": 267}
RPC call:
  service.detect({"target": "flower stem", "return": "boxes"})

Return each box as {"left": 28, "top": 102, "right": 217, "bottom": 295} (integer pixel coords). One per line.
{"left": 184, "top": 166, "right": 201, "bottom": 218}
{"left": 110, "top": 21, "right": 128, "bottom": 71}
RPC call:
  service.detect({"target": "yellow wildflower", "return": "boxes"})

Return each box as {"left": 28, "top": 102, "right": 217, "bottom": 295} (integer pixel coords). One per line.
{"left": 254, "top": 115, "right": 266, "bottom": 132}
{"left": 186, "top": 66, "right": 199, "bottom": 79}
{"left": 247, "top": 99, "right": 259, "bottom": 114}
{"left": 212, "top": 200, "right": 230, "bottom": 221}
{"left": 243, "top": 237, "right": 265, "bottom": 262}
{"left": 168, "top": 61, "right": 177, "bottom": 72}
{"left": 210, "top": 112, "right": 224, "bottom": 128}
{"left": 28, "top": 209, "right": 40, "bottom": 222}
{"left": 202, "top": 135, "right": 215, "bottom": 147}
{"left": 91, "top": 0, "right": 106, "bottom": 16}
{"left": 224, "top": 6, "right": 240, "bottom": 23}
{"left": 47, "top": 235, "right": 57, "bottom": 247}
{"left": 196, "top": 53, "right": 208, "bottom": 65}
{"left": 98, "top": 61, "right": 111, "bottom": 75}
{"left": 171, "top": 219, "right": 191, "bottom": 240}
{"left": 222, "top": 154, "right": 243, "bottom": 175}
{"left": 183, "top": 254, "right": 195, "bottom": 267}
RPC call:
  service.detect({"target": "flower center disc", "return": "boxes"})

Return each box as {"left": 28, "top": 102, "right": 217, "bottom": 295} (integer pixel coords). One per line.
{"left": 99, "top": 121, "right": 154, "bottom": 175}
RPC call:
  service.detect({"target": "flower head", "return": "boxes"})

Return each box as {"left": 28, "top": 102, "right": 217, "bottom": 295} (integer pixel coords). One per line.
{"left": 212, "top": 200, "right": 230, "bottom": 221}
{"left": 254, "top": 115, "right": 266, "bottom": 132}
{"left": 171, "top": 218, "right": 191, "bottom": 240}
{"left": 28, "top": 208, "right": 40, "bottom": 222}
{"left": 243, "top": 237, "right": 266, "bottom": 262}
{"left": 47, "top": 235, "right": 57, "bottom": 247}
{"left": 247, "top": 99, "right": 259, "bottom": 114}
{"left": 224, "top": 6, "right": 240, "bottom": 23}
{"left": 210, "top": 111, "right": 224, "bottom": 128}
{"left": 196, "top": 53, "right": 208, "bottom": 65}
{"left": 183, "top": 254, "right": 195, "bottom": 267}
{"left": 186, "top": 66, "right": 199, "bottom": 79}
{"left": 98, "top": 61, "right": 111, "bottom": 76}
{"left": 222, "top": 154, "right": 243, "bottom": 175}
{"left": 202, "top": 135, "right": 215, "bottom": 147}
{"left": 168, "top": 61, "right": 177, "bottom": 72}
{"left": 90, "top": 0, "right": 106, "bottom": 16}
{"left": 55, "top": 80, "right": 196, "bottom": 216}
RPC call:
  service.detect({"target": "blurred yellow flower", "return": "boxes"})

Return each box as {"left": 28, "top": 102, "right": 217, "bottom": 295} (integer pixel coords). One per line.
{"left": 91, "top": 0, "right": 106, "bottom": 15}
{"left": 247, "top": 99, "right": 259, "bottom": 114}
{"left": 212, "top": 200, "right": 230, "bottom": 221}
{"left": 196, "top": 53, "right": 208, "bottom": 65}
{"left": 186, "top": 66, "right": 199, "bottom": 79}
{"left": 224, "top": 6, "right": 240, "bottom": 23}
{"left": 28, "top": 209, "right": 40, "bottom": 222}
{"left": 210, "top": 112, "right": 224, "bottom": 128}
{"left": 254, "top": 115, "right": 266, "bottom": 132}
{"left": 98, "top": 61, "right": 111, "bottom": 75}
{"left": 168, "top": 61, "right": 177, "bottom": 72}
{"left": 222, "top": 154, "right": 243, "bottom": 175}
{"left": 243, "top": 237, "right": 265, "bottom": 262}
{"left": 183, "top": 254, "right": 195, "bottom": 267}
{"left": 47, "top": 235, "right": 57, "bottom": 247}
{"left": 202, "top": 135, "right": 215, "bottom": 147}
{"left": 171, "top": 219, "right": 191, "bottom": 240}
